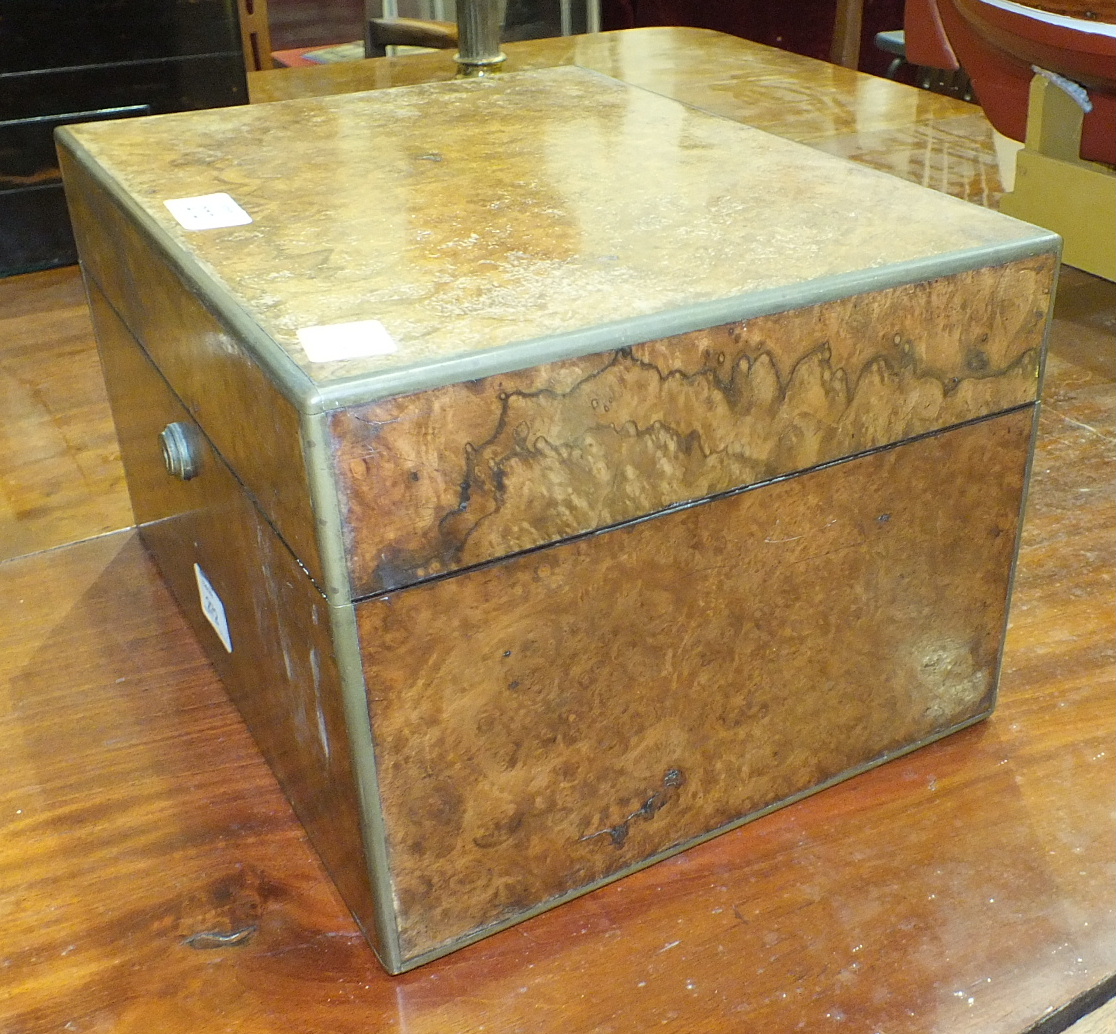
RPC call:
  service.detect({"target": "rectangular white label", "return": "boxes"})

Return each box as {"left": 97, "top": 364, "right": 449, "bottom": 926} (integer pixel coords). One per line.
{"left": 164, "top": 193, "right": 253, "bottom": 231}
{"left": 297, "top": 320, "right": 399, "bottom": 363}
{"left": 194, "top": 563, "right": 233, "bottom": 653}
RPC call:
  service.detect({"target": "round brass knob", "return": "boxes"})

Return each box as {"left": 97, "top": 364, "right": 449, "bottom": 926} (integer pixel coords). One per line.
{"left": 160, "top": 422, "right": 201, "bottom": 481}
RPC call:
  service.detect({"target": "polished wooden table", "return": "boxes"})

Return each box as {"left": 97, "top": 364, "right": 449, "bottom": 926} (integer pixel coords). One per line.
{"left": 250, "top": 27, "right": 1006, "bottom": 208}
{"left": 2, "top": 27, "right": 1113, "bottom": 1033}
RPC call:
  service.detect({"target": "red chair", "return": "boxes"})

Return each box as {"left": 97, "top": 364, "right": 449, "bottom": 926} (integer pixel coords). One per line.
{"left": 875, "top": 0, "right": 970, "bottom": 94}
{"left": 907, "top": 0, "right": 962, "bottom": 68}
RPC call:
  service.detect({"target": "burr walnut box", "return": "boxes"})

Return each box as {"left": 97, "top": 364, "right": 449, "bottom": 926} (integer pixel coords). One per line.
{"left": 58, "top": 66, "right": 1059, "bottom": 973}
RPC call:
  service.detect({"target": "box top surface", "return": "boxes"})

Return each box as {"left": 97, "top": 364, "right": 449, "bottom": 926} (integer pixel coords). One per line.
{"left": 62, "top": 66, "right": 1055, "bottom": 410}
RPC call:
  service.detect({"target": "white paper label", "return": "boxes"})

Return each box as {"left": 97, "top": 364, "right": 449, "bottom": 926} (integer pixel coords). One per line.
{"left": 194, "top": 563, "right": 233, "bottom": 653}
{"left": 297, "top": 320, "right": 399, "bottom": 363}
{"left": 164, "top": 193, "right": 253, "bottom": 231}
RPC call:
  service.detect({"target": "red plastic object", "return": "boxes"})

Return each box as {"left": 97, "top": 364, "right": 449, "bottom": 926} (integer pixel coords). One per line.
{"left": 937, "top": 0, "right": 1116, "bottom": 164}
{"left": 906, "top": 0, "right": 961, "bottom": 69}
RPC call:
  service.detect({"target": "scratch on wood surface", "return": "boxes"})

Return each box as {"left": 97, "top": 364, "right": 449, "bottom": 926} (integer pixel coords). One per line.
{"left": 183, "top": 926, "right": 258, "bottom": 949}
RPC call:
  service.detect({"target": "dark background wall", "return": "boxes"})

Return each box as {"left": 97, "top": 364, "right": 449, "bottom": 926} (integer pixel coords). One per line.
{"left": 600, "top": 0, "right": 908, "bottom": 78}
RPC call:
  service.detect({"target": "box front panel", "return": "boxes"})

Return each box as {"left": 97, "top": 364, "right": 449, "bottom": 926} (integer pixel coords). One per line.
{"left": 333, "top": 255, "right": 1052, "bottom": 596}
{"left": 356, "top": 406, "right": 1033, "bottom": 961}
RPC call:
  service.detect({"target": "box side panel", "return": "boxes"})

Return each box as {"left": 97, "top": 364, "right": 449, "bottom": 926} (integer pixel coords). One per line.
{"left": 356, "top": 406, "right": 1034, "bottom": 961}
{"left": 332, "top": 255, "right": 1053, "bottom": 596}
{"left": 60, "top": 145, "right": 325, "bottom": 589}
{"left": 89, "top": 283, "right": 388, "bottom": 962}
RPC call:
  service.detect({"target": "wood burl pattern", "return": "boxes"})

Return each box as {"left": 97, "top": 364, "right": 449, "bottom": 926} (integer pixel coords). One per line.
{"left": 333, "top": 256, "right": 1052, "bottom": 596}
{"left": 356, "top": 408, "right": 1033, "bottom": 960}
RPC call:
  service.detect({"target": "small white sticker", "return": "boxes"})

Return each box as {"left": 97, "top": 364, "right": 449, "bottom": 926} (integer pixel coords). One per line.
{"left": 297, "top": 320, "right": 399, "bottom": 363}
{"left": 164, "top": 193, "right": 253, "bottom": 231}
{"left": 194, "top": 563, "right": 233, "bottom": 653}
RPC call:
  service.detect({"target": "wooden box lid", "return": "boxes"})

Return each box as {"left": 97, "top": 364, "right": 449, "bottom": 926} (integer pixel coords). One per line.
{"left": 58, "top": 66, "right": 1056, "bottom": 414}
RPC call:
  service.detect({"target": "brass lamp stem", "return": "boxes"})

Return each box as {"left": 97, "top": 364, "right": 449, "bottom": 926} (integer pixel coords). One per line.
{"left": 455, "top": 0, "right": 507, "bottom": 77}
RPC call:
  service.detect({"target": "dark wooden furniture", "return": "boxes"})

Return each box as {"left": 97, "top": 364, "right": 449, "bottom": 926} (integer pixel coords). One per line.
{"left": 365, "top": 16, "right": 458, "bottom": 56}
{"left": 0, "top": 0, "right": 246, "bottom": 277}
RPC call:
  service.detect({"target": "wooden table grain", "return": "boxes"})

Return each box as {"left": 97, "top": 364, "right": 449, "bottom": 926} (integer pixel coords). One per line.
{"left": 1, "top": 28, "right": 1113, "bottom": 1033}
{"left": 0, "top": 268, "right": 132, "bottom": 559}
